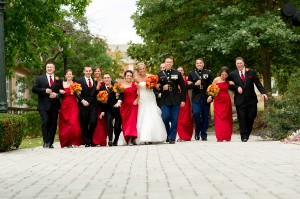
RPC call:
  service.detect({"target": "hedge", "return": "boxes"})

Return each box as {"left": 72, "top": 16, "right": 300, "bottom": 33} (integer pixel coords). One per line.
{"left": 21, "top": 111, "right": 41, "bottom": 138}
{"left": 0, "top": 114, "right": 28, "bottom": 152}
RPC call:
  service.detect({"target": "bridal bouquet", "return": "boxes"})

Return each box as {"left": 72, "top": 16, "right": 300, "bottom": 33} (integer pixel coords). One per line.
{"left": 69, "top": 82, "right": 82, "bottom": 95}
{"left": 97, "top": 90, "right": 109, "bottom": 103}
{"left": 207, "top": 84, "right": 220, "bottom": 97}
{"left": 146, "top": 75, "right": 158, "bottom": 89}
{"left": 113, "top": 83, "right": 124, "bottom": 99}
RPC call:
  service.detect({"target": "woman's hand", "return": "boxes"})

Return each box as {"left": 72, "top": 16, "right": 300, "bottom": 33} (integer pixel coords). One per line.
{"left": 207, "top": 96, "right": 213, "bottom": 103}
{"left": 59, "top": 89, "right": 65, "bottom": 94}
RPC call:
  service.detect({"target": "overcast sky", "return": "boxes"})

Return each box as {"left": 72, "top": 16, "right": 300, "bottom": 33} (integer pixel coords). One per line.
{"left": 85, "top": 0, "right": 143, "bottom": 44}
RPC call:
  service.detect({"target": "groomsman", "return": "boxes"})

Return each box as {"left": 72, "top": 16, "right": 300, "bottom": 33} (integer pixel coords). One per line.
{"left": 32, "top": 60, "right": 63, "bottom": 148}
{"left": 154, "top": 63, "right": 166, "bottom": 108}
{"left": 76, "top": 66, "right": 98, "bottom": 147}
{"left": 157, "top": 57, "right": 186, "bottom": 144}
{"left": 100, "top": 74, "right": 123, "bottom": 146}
{"left": 187, "top": 58, "right": 213, "bottom": 141}
{"left": 229, "top": 57, "right": 268, "bottom": 142}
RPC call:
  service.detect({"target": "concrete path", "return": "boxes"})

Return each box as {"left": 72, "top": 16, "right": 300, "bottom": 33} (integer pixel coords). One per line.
{"left": 0, "top": 134, "right": 300, "bottom": 199}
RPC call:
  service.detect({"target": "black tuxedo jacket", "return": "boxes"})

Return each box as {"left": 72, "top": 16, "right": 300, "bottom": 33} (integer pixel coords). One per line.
{"left": 99, "top": 81, "right": 124, "bottom": 114}
{"left": 76, "top": 77, "right": 98, "bottom": 108}
{"left": 32, "top": 74, "right": 63, "bottom": 111}
{"left": 157, "top": 69, "right": 186, "bottom": 105}
{"left": 229, "top": 68, "right": 266, "bottom": 106}
{"left": 187, "top": 68, "right": 213, "bottom": 103}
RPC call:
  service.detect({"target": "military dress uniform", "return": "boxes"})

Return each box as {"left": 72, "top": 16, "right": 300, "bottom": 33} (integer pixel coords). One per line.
{"left": 157, "top": 69, "right": 186, "bottom": 143}
{"left": 187, "top": 68, "right": 213, "bottom": 140}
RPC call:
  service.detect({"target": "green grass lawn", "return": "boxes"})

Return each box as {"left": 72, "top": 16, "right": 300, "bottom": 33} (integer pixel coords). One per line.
{"left": 20, "top": 135, "right": 59, "bottom": 149}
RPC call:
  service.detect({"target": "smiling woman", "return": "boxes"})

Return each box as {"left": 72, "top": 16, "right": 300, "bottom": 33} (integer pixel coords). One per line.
{"left": 85, "top": 0, "right": 142, "bottom": 44}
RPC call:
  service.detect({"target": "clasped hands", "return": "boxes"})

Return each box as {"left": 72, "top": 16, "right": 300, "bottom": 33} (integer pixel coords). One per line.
{"left": 46, "top": 88, "right": 58, "bottom": 99}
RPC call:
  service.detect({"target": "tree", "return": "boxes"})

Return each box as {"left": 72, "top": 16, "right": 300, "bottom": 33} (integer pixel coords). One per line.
{"left": 129, "top": 0, "right": 300, "bottom": 95}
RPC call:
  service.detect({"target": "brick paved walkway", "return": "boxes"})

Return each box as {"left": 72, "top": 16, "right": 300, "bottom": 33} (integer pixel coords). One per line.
{"left": 0, "top": 134, "right": 300, "bottom": 199}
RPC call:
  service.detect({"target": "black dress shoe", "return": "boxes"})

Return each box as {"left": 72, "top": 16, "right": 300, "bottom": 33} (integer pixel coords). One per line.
{"left": 166, "top": 139, "right": 169, "bottom": 142}
{"left": 43, "top": 143, "right": 49, "bottom": 148}
{"left": 242, "top": 139, "right": 248, "bottom": 142}
{"left": 113, "top": 142, "right": 118, "bottom": 146}
{"left": 108, "top": 141, "right": 113, "bottom": 147}
{"left": 49, "top": 144, "right": 54, "bottom": 148}
{"left": 85, "top": 144, "right": 91, "bottom": 147}
{"left": 202, "top": 138, "right": 207, "bottom": 141}
{"left": 195, "top": 135, "right": 200, "bottom": 140}
{"left": 169, "top": 140, "right": 175, "bottom": 144}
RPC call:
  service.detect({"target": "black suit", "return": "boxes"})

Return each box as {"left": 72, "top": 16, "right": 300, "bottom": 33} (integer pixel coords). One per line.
{"left": 100, "top": 81, "right": 124, "bottom": 144}
{"left": 32, "top": 74, "right": 63, "bottom": 146}
{"left": 229, "top": 68, "right": 266, "bottom": 140}
{"left": 76, "top": 77, "right": 98, "bottom": 146}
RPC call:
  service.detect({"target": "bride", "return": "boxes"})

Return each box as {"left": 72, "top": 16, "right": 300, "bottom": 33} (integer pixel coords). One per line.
{"left": 135, "top": 63, "right": 167, "bottom": 144}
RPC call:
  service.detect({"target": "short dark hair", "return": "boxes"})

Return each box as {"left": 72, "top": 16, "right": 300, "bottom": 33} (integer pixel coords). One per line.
{"left": 235, "top": 57, "right": 245, "bottom": 63}
{"left": 124, "top": 70, "right": 133, "bottom": 77}
{"left": 45, "top": 59, "right": 55, "bottom": 67}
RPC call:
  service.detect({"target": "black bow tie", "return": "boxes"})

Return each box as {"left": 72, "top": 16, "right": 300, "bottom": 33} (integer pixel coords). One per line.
{"left": 197, "top": 70, "right": 202, "bottom": 73}
{"left": 166, "top": 70, "right": 171, "bottom": 73}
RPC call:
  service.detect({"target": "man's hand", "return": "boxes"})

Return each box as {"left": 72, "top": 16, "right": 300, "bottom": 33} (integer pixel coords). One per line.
{"left": 195, "top": 80, "right": 201, "bottom": 86}
{"left": 82, "top": 100, "right": 89, "bottom": 107}
{"left": 238, "top": 86, "right": 243, "bottom": 94}
{"left": 114, "top": 101, "right": 122, "bottom": 108}
{"left": 187, "top": 81, "right": 192, "bottom": 85}
{"left": 99, "top": 112, "right": 105, "bottom": 119}
{"left": 155, "top": 83, "right": 161, "bottom": 90}
{"left": 163, "top": 84, "right": 169, "bottom": 91}
{"left": 49, "top": 92, "right": 57, "bottom": 98}
{"left": 46, "top": 88, "right": 52, "bottom": 94}
{"left": 59, "top": 89, "right": 65, "bottom": 94}
{"left": 207, "top": 96, "right": 213, "bottom": 103}
{"left": 262, "top": 94, "right": 268, "bottom": 101}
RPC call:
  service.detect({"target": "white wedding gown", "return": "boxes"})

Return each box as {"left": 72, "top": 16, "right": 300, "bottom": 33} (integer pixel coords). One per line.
{"left": 137, "top": 82, "right": 167, "bottom": 143}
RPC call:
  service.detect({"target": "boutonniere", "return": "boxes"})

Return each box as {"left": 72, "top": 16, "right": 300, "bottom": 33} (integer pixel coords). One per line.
{"left": 94, "top": 77, "right": 98, "bottom": 82}
{"left": 245, "top": 68, "right": 250, "bottom": 72}
{"left": 55, "top": 77, "right": 60, "bottom": 81}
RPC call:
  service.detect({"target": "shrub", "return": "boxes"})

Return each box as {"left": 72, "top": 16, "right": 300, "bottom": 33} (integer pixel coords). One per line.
{"left": 261, "top": 68, "right": 300, "bottom": 140}
{"left": 21, "top": 111, "right": 41, "bottom": 138}
{"left": 0, "top": 114, "right": 28, "bottom": 152}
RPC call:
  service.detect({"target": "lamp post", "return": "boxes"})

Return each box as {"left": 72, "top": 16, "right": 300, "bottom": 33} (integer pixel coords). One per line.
{"left": 0, "top": 0, "right": 7, "bottom": 113}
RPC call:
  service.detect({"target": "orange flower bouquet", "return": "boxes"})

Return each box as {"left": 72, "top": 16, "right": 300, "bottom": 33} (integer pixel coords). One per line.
{"left": 146, "top": 75, "right": 158, "bottom": 89}
{"left": 113, "top": 83, "right": 124, "bottom": 99}
{"left": 207, "top": 84, "right": 220, "bottom": 97}
{"left": 69, "top": 82, "right": 82, "bottom": 95}
{"left": 97, "top": 90, "right": 109, "bottom": 103}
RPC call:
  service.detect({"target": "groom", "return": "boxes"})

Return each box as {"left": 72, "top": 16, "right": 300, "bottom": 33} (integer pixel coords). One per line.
{"left": 157, "top": 57, "right": 186, "bottom": 144}
{"left": 229, "top": 57, "right": 268, "bottom": 142}
{"left": 76, "top": 66, "right": 98, "bottom": 147}
{"left": 100, "top": 73, "right": 123, "bottom": 146}
{"left": 32, "top": 60, "right": 63, "bottom": 148}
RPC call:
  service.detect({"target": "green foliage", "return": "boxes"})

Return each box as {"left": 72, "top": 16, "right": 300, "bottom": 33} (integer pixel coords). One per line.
{"left": 0, "top": 114, "right": 28, "bottom": 152}
{"left": 264, "top": 68, "right": 300, "bottom": 140}
{"left": 21, "top": 111, "right": 41, "bottom": 138}
{"left": 129, "top": 0, "right": 300, "bottom": 94}
{"left": 4, "top": 0, "right": 91, "bottom": 72}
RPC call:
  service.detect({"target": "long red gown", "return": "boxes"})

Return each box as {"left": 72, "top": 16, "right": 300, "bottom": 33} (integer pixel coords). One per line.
{"left": 93, "top": 106, "right": 108, "bottom": 146}
{"left": 120, "top": 82, "right": 138, "bottom": 143}
{"left": 59, "top": 87, "right": 83, "bottom": 147}
{"left": 177, "top": 76, "right": 193, "bottom": 141}
{"left": 213, "top": 82, "right": 233, "bottom": 141}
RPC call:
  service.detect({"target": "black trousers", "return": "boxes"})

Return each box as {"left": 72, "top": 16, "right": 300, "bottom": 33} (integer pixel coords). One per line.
{"left": 79, "top": 105, "right": 98, "bottom": 145}
{"left": 106, "top": 108, "right": 122, "bottom": 143}
{"left": 39, "top": 108, "right": 59, "bottom": 144}
{"left": 236, "top": 102, "right": 257, "bottom": 140}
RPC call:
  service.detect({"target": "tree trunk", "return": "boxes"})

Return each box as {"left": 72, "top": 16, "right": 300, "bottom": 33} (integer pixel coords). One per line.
{"left": 260, "top": 47, "right": 272, "bottom": 107}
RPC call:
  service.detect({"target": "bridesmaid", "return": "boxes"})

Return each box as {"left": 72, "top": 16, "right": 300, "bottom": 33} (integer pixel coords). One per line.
{"left": 176, "top": 66, "right": 193, "bottom": 141}
{"left": 209, "top": 66, "right": 233, "bottom": 142}
{"left": 58, "top": 69, "right": 83, "bottom": 148}
{"left": 120, "top": 70, "right": 138, "bottom": 145}
{"left": 92, "top": 66, "right": 108, "bottom": 146}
